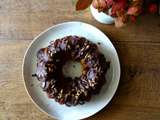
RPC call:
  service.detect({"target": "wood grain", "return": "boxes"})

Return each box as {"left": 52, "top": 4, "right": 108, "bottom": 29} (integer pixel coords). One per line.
{"left": 0, "top": 0, "right": 160, "bottom": 120}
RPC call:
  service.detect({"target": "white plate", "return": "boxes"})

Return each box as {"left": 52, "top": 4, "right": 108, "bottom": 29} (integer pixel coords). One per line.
{"left": 22, "top": 21, "right": 120, "bottom": 120}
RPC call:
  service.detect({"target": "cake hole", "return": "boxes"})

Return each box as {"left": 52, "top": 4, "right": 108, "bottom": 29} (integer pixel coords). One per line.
{"left": 62, "top": 61, "right": 82, "bottom": 79}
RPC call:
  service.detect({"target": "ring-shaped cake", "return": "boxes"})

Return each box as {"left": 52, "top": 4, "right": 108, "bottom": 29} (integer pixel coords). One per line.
{"left": 34, "top": 36, "right": 110, "bottom": 106}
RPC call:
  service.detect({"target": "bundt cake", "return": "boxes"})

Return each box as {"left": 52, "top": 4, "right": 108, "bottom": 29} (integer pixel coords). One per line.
{"left": 33, "top": 36, "right": 110, "bottom": 106}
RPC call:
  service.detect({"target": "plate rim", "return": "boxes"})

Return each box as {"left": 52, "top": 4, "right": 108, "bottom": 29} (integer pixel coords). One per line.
{"left": 22, "top": 21, "right": 121, "bottom": 120}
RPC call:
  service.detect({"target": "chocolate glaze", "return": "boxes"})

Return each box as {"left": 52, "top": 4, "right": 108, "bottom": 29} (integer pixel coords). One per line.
{"left": 34, "top": 36, "right": 110, "bottom": 106}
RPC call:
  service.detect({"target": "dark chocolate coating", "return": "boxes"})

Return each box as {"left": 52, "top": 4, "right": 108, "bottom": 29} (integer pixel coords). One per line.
{"left": 34, "top": 36, "right": 110, "bottom": 106}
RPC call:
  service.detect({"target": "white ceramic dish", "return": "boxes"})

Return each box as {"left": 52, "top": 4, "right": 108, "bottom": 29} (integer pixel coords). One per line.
{"left": 22, "top": 21, "right": 120, "bottom": 120}
{"left": 90, "top": 5, "right": 115, "bottom": 24}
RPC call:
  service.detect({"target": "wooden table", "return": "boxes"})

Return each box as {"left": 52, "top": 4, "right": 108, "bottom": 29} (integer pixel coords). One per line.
{"left": 0, "top": 0, "right": 160, "bottom": 120}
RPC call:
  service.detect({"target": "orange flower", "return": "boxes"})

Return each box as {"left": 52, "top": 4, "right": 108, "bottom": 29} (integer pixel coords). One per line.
{"left": 92, "top": 0, "right": 108, "bottom": 12}
{"left": 111, "top": 0, "right": 127, "bottom": 16}
{"left": 127, "top": 6, "right": 142, "bottom": 16}
{"left": 75, "top": 0, "right": 146, "bottom": 27}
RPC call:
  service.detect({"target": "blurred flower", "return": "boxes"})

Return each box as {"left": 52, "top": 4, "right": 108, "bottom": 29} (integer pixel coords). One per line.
{"left": 105, "top": 0, "right": 114, "bottom": 7}
{"left": 92, "top": 0, "right": 107, "bottom": 12}
{"left": 148, "top": 3, "right": 158, "bottom": 14}
{"left": 75, "top": 0, "right": 158, "bottom": 27}
{"left": 111, "top": 0, "right": 127, "bottom": 16}
{"left": 127, "top": 6, "right": 142, "bottom": 16}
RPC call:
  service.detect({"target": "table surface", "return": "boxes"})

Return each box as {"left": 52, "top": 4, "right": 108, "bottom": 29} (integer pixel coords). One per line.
{"left": 0, "top": 0, "right": 160, "bottom": 120}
